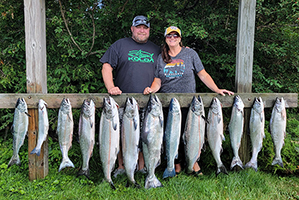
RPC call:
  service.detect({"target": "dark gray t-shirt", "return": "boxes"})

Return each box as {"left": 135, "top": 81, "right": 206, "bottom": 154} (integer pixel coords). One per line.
{"left": 154, "top": 47, "right": 204, "bottom": 93}
{"left": 100, "top": 37, "right": 160, "bottom": 93}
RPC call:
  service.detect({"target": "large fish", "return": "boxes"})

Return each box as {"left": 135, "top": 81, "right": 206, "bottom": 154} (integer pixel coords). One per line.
{"left": 99, "top": 96, "right": 120, "bottom": 189}
{"left": 142, "top": 94, "right": 164, "bottom": 189}
{"left": 8, "top": 98, "right": 30, "bottom": 168}
{"left": 270, "top": 97, "right": 286, "bottom": 167}
{"left": 163, "top": 97, "right": 181, "bottom": 178}
{"left": 30, "top": 99, "right": 49, "bottom": 156}
{"left": 78, "top": 99, "right": 95, "bottom": 178}
{"left": 228, "top": 95, "right": 244, "bottom": 170}
{"left": 183, "top": 96, "right": 205, "bottom": 174}
{"left": 207, "top": 97, "right": 228, "bottom": 175}
{"left": 57, "top": 98, "right": 74, "bottom": 172}
{"left": 245, "top": 97, "right": 265, "bottom": 171}
{"left": 122, "top": 97, "right": 140, "bottom": 188}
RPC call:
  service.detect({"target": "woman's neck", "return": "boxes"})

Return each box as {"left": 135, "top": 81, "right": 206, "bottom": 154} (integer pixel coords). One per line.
{"left": 168, "top": 46, "right": 182, "bottom": 57}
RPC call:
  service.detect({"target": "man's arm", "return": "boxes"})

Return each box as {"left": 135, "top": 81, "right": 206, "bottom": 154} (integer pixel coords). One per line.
{"left": 101, "top": 63, "right": 122, "bottom": 95}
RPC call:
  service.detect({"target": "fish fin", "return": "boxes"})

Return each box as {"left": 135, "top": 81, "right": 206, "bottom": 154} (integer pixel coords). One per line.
{"left": 244, "top": 160, "right": 258, "bottom": 172}
{"left": 230, "top": 156, "right": 244, "bottom": 170}
{"left": 217, "top": 114, "right": 221, "bottom": 124}
{"left": 202, "top": 143, "right": 206, "bottom": 152}
{"left": 110, "top": 182, "right": 116, "bottom": 190}
{"left": 77, "top": 169, "right": 90, "bottom": 179}
{"left": 7, "top": 154, "right": 21, "bottom": 168}
{"left": 113, "top": 120, "right": 118, "bottom": 131}
{"left": 59, "top": 157, "right": 75, "bottom": 172}
{"left": 145, "top": 175, "right": 163, "bottom": 189}
{"left": 133, "top": 118, "right": 138, "bottom": 131}
{"left": 163, "top": 168, "right": 176, "bottom": 179}
{"left": 216, "top": 164, "right": 228, "bottom": 176}
{"left": 202, "top": 115, "right": 209, "bottom": 124}
{"left": 126, "top": 180, "right": 141, "bottom": 189}
{"left": 141, "top": 131, "right": 149, "bottom": 145}
{"left": 272, "top": 157, "right": 283, "bottom": 168}
{"left": 89, "top": 119, "right": 93, "bottom": 128}
{"left": 159, "top": 116, "right": 163, "bottom": 128}
{"left": 10, "top": 125, "right": 14, "bottom": 134}
{"left": 67, "top": 114, "right": 72, "bottom": 122}
{"left": 30, "top": 147, "right": 41, "bottom": 156}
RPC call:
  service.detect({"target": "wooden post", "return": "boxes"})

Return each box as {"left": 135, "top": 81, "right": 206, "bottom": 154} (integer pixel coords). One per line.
{"left": 235, "top": 0, "right": 257, "bottom": 164}
{"left": 24, "top": 0, "right": 48, "bottom": 180}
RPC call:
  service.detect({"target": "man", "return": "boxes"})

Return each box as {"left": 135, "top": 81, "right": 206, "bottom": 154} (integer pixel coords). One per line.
{"left": 100, "top": 15, "right": 161, "bottom": 177}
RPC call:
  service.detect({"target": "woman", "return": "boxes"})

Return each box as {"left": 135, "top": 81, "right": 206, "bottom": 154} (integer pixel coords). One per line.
{"left": 143, "top": 26, "right": 234, "bottom": 175}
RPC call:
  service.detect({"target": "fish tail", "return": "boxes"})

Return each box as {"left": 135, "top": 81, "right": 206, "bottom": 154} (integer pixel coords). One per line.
{"left": 245, "top": 160, "right": 258, "bottom": 172}
{"left": 272, "top": 157, "right": 283, "bottom": 168}
{"left": 126, "top": 180, "right": 141, "bottom": 189}
{"left": 8, "top": 154, "right": 21, "bottom": 168}
{"left": 77, "top": 168, "right": 90, "bottom": 179}
{"left": 30, "top": 147, "right": 41, "bottom": 156}
{"left": 230, "top": 156, "right": 244, "bottom": 170}
{"left": 216, "top": 164, "right": 228, "bottom": 176}
{"left": 145, "top": 175, "right": 163, "bottom": 189}
{"left": 110, "top": 182, "right": 116, "bottom": 190}
{"left": 59, "top": 157, "right": 75, "bottom": 172}
{"left": 162, "top": 168, "right": 176, "bottom": 179}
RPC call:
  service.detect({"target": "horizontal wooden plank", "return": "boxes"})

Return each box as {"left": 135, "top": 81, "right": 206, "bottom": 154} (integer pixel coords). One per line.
{"left": 0, "top": 93, "right": 297, "bottom": 109}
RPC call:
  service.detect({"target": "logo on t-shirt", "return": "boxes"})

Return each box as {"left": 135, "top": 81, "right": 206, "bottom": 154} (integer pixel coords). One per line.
{"left": 164, "top": 59, "right": 185, "bottom": 78}
{"left": 128, "top": 50, "right": 154, "bottom": 63}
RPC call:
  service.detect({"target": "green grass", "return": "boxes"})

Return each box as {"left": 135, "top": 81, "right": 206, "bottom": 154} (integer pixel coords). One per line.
{"left": 1, "top": 161, "right": 299, "bottom": 200}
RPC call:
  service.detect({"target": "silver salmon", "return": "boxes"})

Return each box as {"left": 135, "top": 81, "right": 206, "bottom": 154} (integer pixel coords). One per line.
{"left": 270, "top": 97, "right": 286, "bottom": 167}
{"left": 99, "top": 96, "right": 120, "bottom": 189}
{"left": 183, "top": 96, "right": 205, "bottom": 174}
{"left": 207, "top": 97, "right": 228, "bottom": 175}
{"left": 122, "top": 97, "right": 140, "bottom": 188}
{"left": 78, "top": 99, "right": 95, "bottom": 178}
{"left": 57, "top": 98, "right": 74, "bottom": 172}
{"left": 228, "top": 95, "right": 244, "bottom": 170}
{"left": 163, "top": 97, "right": 181, "bottom": 178}
{"left": 8, "top": 98, "right": 29, "bottom": 168}
{"left": 245, "top": 97, "right": 265, "bottom": 171}
{"left": 142, "top": 95, "right": 164, "bottom": 189}
{"left": 30, "top": 99, "right": 49, "bottom": 156}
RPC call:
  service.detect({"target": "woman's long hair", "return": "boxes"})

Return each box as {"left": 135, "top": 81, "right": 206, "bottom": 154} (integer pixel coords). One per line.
{"left": 161, "top": 41, "right": 183, "bottom": 64}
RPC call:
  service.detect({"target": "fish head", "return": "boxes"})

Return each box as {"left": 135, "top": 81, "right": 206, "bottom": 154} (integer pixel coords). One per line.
{"left": 124, "top": 97, "right": 138, "bottom": 118}
{"left": 274, "top": 97, "right": 285, "bottom": 113}
{"left": 234, "top": 95, "right": 244, "bottom": 112}
{"left": 15, "top": 98, "right": 28, "bottom": 112}
{"left": 103, "top": 96, "right": 119, "bottom": 119}
{"left": 38, "top": 99, "right": 48, "bottom": 110}
{"left": 210, "top": 97, "right": 222, "bottom": 115}
{"left": 82, "top": 99, "right": 95, "bottom": 117}
{"left": 169, "top": 97, "right": 180, "bottom": 114}
{"left": 60, "top": 98, "right": 72, "bottom": 114}
{"left": 252, "top": 97, "right": 264, "bottom": 113}
{"left": 146, "top": 94, "right": 162, "bottom": 117}
{"left": 190, "top": 96, "right": 204, "bottom": 116}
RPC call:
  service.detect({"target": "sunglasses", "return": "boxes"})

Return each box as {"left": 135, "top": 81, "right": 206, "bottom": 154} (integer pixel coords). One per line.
{"left": 134, "top": 19, "right": 150, "bottom": 25}
{"left": 166, "top": 34, "right": 180, "bottom": 39}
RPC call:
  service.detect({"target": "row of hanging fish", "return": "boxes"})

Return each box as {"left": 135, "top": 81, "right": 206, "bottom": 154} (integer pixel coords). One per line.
{"left": 230, "top": 96, "right": 286, "bottom": 172}
{"left": 7, "top": 95, "right": 287, "bottom": 187}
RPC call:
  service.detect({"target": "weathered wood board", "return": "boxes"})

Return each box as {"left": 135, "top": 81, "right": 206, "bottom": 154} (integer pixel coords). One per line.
{"left": 0, "top": 93, "right": 297, "bottom": 109}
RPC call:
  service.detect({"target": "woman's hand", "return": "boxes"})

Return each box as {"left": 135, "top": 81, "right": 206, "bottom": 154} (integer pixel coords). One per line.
{"left": 143, "top": 87, "right": 153, "bottom": 95}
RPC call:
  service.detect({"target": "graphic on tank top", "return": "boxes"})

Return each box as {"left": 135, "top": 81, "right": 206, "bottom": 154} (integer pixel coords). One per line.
{"left": 128, "top": 50, "right": 154, "bottom": 63}
{"left": 163, "top": 59, "right": 185, "bottom": 78}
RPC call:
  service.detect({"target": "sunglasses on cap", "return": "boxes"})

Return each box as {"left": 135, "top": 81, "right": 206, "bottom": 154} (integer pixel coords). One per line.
{"left": 132, "top": 19, "right": 150, "bottom": 27}
{"left": 166, "top": 34, "right": 180, "bottom": 39}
